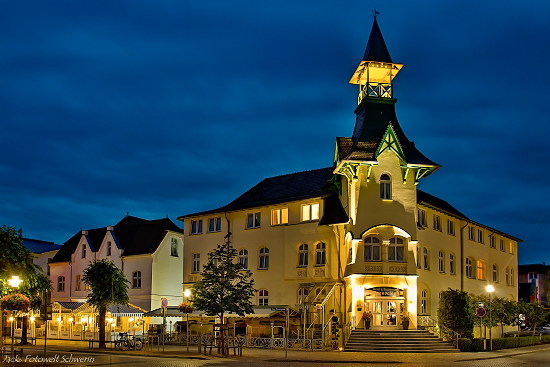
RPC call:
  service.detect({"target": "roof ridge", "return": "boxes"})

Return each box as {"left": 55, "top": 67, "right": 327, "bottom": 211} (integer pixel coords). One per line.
{"left": 259, "top": 166, "right": 333, "bottom": 181}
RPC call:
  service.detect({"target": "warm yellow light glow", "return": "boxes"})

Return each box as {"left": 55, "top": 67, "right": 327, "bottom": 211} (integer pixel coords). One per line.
{"left": 486, "top": 284, "right": 495, "bottom": 293}
{"left": 8, "top": 317, "right": 14, "bottom": 322}
{"left": 30, "top": 316, "right": 35, "bottom": 322}
{"left": 68, "top": 317, "right": 74, "bottom": 323}
{"left": 106, "top": 318, "right": 112, "bottom": 323}
{"left": 128, "top": 317, "right": 134, "bottom": 322}
{"left": 184, "top": 289, "right": 191, "bottom": 298}
{"left": 56, "top": 317, "right": 62, "bottom": 323}
{"left": 8, "top": 275, "right": 23, "bottom": 288}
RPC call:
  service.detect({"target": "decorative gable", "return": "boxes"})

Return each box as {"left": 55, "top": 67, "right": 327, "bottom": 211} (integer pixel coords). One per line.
{"left": 376, "top": 123, "right": 405, "bottom": 161}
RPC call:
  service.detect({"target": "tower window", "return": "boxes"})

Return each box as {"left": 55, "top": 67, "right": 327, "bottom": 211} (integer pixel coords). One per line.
{"left": 380, "top": 174, "right": 391, "bottom": 200}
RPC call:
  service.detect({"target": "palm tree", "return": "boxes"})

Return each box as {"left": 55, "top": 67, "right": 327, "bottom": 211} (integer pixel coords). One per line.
{"left": 82, "top": 260, "right": 129, "bottom": 348}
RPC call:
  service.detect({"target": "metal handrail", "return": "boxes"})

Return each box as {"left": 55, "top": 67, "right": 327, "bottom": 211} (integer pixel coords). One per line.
{"left": 418, "top": 315, "right": 460, "bottom": 348}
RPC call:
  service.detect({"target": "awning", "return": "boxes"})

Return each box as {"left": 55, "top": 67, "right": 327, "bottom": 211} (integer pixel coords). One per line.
{"left": 143, "top": 306, "right": 186, "bottom": 318}
{"left": 143, "top": 306, "right": 300, "bottom": 319}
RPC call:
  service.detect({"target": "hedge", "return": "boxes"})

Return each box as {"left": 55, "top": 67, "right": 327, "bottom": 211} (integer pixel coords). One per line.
{"left": 460, "top": 334, "right": 550, "bottom": 352}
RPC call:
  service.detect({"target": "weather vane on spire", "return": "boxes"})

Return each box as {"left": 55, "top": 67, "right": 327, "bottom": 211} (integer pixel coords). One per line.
{"left": 373, "top": 9, "right": 380, "bottom": 19}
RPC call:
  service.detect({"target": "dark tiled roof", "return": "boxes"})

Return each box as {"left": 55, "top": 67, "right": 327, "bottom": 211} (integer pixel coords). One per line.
{"left": 417, "top": 190, "right": 468, "bottom": 219}
{"left": 181, "top": 167, "right": 336, "bottom": 218}
{"left": 50, "top": 216, "right": 181, "bottom": 263}
{"left": 22, "top": 238, "right": 61, "bottom": 254}
{"left": 518, "top": 264, "right": 550, "bottom": 273}
{"left": 362, "top": 18, "right": 393, "bottom": 63}
{"left": 57, "top": 302, "right": 84, "bottom": 310}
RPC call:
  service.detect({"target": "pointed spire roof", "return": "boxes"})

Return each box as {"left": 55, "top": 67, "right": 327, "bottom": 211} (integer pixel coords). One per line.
{"left": 362, "top": 18, "right": 392, "bottom": 63}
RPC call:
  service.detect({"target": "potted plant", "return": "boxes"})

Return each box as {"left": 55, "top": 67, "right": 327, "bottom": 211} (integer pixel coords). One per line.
{"left": 362, "top": 311, "right": 372, "bottom": 329}
{"left": 401, "top": 314, "right": 410, "bottom": 330}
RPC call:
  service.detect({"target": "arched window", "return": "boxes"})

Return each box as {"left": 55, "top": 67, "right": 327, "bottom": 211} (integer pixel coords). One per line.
{"left": 132, "top": 271, "right": 141, "bottom": 288}
{"left": 57, "top": 276, "right": 65, "bottom": 292}
{"left": 449, "top": 253, "right": 456, "bottom": 274}
{"left": 423, "top": 247, "right": 430, "bottom": 270}
{"left": 510, "top": 268, "right": 515, "bottom": 286}
{"left": 505, "top": 267, "right": 510, "bottom": 285}
{"left": 421, "top": 290, "right": 428, "bottom": 314}
{"left": 315, "top": 242, "right": 326, "bottom": 266}
{"left": 238, "top": 249, "right": 249, "bottom": 269}
{"left": 259, "top": 248, "right": 269, "bottom": 269}
{"left": 438, "top": 251, "right": 445, "bottom": 272}
{"left": 297, "top": 287, "right": 309, "bottom": 304}
{"left": 364, "top": 237, "right": 381, "bottom": 261}
{"left": 477, "top": 260, "right": 486, "bottom": 280}
{"left": 492, "top": 264, "right": 498, "bottom": 282}
{"left": 466, "top": 258, "right": 473, "bottom": 278}
{"left": 388, "top": 238, "right": 404, "bottom": 261}
{"left": 298, "top": 244, "right": 308, "bottom": 267}
{"left": 380, "top": 174, "right": 391, "bottom": 200}
{"left": 258, "top": 289, "right": 269, "bottom": 306}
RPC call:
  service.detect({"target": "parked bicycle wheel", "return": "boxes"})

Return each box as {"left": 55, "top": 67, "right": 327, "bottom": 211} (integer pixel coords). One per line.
{"left": 134, "top": 340, "right": 143, "bottom": 351}
{"left": 119, "top": 340, "right": 129, "bottom": 351}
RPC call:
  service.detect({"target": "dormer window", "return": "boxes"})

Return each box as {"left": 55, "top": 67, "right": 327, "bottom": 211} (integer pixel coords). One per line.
{"left": 380, "top": 174, "right": 391, "bottom": 200}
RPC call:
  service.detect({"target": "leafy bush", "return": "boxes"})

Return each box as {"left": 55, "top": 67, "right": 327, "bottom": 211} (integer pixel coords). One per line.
{"left": 438, "top": 289, "right": 474, "bottom": 339}
{"left": 460, "top": 338, "right": 484, "bottom": 352}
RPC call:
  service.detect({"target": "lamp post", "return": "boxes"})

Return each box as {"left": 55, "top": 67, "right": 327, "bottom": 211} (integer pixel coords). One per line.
{"left": 7, "top": 275, "right": 23, "bottom": 356}
{"left": 486, "top": 284, "right": 495, "bottom": 351}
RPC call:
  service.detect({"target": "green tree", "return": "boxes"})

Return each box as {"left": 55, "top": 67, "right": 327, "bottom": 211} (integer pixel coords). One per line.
{"left": 192, "top": 231, "right": 256, "bottom": 354}
{"left": 0, "top": 226, "right": 51, "bottom": 345}
{"left": 82, "top": 259, "right": 129, "bottom": 348}
{"left": 492, "top": 298, "right": 518, "bottom": 336}
{"left": 438, "top": 289, "right": 474, "bottom": 339}
{"left": 518, "top": 301, "right": 546, "bottom": 336}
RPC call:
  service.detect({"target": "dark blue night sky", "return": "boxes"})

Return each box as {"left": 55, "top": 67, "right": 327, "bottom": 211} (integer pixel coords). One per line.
{"left": 1, "top": 1, "right": 548, "bottom": 264}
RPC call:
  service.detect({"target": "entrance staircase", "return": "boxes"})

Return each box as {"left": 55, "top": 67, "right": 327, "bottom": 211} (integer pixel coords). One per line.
{"left": 344, "top": 329, "right": 458, "bottom": 353}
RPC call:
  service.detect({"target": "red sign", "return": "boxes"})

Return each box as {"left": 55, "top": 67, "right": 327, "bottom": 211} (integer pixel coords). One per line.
{"left": 475, "top": 307, "right": 486, "bottom": 318}
{"left": 161, "top": 297, "right": 168, "bottom": 308}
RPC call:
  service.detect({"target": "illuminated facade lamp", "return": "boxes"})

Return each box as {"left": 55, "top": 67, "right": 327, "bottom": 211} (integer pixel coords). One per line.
{"left": 8, "top": 276, "right": 23, "bottom": 289}
{"left": 184, "top": 289, "right": 191, "bottom": 298}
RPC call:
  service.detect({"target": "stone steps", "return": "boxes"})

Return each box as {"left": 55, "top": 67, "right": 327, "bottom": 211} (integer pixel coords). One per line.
{"left": 344, "top": 330, "right": 458, "bottom": 353}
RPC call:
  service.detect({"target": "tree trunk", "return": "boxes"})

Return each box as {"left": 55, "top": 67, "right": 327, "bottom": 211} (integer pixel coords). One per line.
{"left": 219, "top": 313, "right": 226, "bottom": 356}
{"left": 99, "top": 306, "right": 106, "bottom": 348}
{"left": 20, "top": 315, "right": 28, "bottom": 345}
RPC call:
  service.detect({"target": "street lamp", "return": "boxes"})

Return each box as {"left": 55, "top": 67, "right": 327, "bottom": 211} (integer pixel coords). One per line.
{"left": 8, "top": 276, "right": 23, "bottom": 289}
{"left": 183, "top": 289, "right": 191, "bottom": 299}
{"left": 486, "top": 284, "right": 495, "bottom": 351}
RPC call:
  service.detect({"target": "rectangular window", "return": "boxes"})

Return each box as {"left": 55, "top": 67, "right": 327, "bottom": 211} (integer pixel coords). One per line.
{"left": 468, "top": 227, "right": 475, "bottom": 241}
{"left": 509, "top": 242, "right": 514, "bottom": 254}
{"left": 528, "top": 272, "right": 538, "bottom": 281}
{"left": 246, "top": 212, "right": 261, "bottom": 229}
{"left": 271, "top": 208, "right": 289, "bottom": 226}
{"left": 449, "top": 254, "right": 456, "bottom": 275}
{"left": 81, "top": 244, "right": 86, "bottom": 259}
{"left": 132, "top": 271, "right": 141, "bottom": 288}
{"left": 57, "top": 276, "right": 65, "bottom": 292}
{"left": 500, "top": 239, "right": 505, "bottom": 252}
{"left": 208, "top": 217, "right": 222, "bottom": 232}
{"left": 106, "top": 241, "right": 112, "bottom": 256}
{"left": 447, "top": 220, "right": 455, "bottom": 236}
{"left": 477, "top": 229, "right": 484, "bottom": 244}
{"left": 301, "top": 203, "right": 320, "bottom": 222}
{"left": 191, "top": 220, "right": 203, "bottom": 234}
{"left": 490, "top": 236, "right": 496, "bottom": 249}
{"left": 171, "top": 238, "right": 179, "bottom": 257}
{"left": 75, "top": 275, "right": 81, "bottom": 291}
{"left": 417, "top": 209, "right": 427, "bottom": 227}
{"left": 433, "top": 215, "right": 441, "bottom": 231}
{"left": 192, "top": 253, "right": 201, "bottom": 273}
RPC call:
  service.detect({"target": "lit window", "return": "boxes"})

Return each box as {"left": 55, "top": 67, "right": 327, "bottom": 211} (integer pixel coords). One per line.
{"left": 388, "top": 238, "right": 404, "bottom": 262}
{"left": 81, "top": 244, "right": 86, "bottom": 259}
{"left": 315, "top": 242, "right": 326, "bottom": 266}
{"left": 423, "top": 247, "right": 430, "bottom": 270}
{"left": 492, "top": 264, "right": 498, "bottom": 282}
{"left": 447, "top": 220, "right": 455, "bottom": 236}
{"left": 271, "top": 208, "right": 289, "bottom": 225}
{"left": 192, "top": 253, "right": 200, "bottom": 273}
{"left": 477, "top": 260, "right": 486, "bottom": 280}
{"left": 468, "top": 227, "right": 475, "bottom": 241}
{"left": 417, "top": 209, "right": 427, "bottom": 227}
{"left": 298, "top": 287, "right": 309, "bottom": 304}
{"left": 191, "top": 220, "right": 203, "bottom": 234}
{"left": 57, "top": 276, "right": 65, "bottom": 292}
{"left": 132, "top": 271, "right": 142, "bottom": 288}
{"left": 106, "top": 241, "right": 112, "bottom": 256}
{"left": 477, "top": 229, "right": 484, "bottom": 244}
{"left": 259, "top": 248, "right": 269, "bottom": 269}
{"left": 490, "top": 236, "right": 496, "bottom": 249}
{"left": 301, "top": 203, "right": 320, "bottom": 222}
{"left": 246, "top": 212, "right": 261, "bottom": 229}
{"left": 364, "top": 237, "right": 381, "bottom": 261}
{"left": 466, "top": 258, "right": 473, "bottom": 279}
{"left": 208, "top": 217, "right": 222, "bottom": 233}
{"left": 75, "top": 274, "right": 81, "bottom": 291}
{"left": 380, "top": 174, "right": 391, "bottom": 200}
{"left": 420, "top": 290, "right": 428, "bottom": 314}
{"left": 259, "top": 289, "right": 269, "bottom": 306}
{"left": 449, "top": 253, "right": 456, "bottom": 274}
{"left": 438, "top": 251, "right": 445, "bottom": 272}
{"left": 509, "top": 242, "right": 514, "bottom": 254}
{"left": 238, "top": 249, "right": 249, "bottom": 269}
{"left": 171, "top": 238, "right": 179, "bottom": 257}
{"left": 433, "top": 215, "right": 441, "bottom": 231}
{"left": 298, "top": 244, "right": 308, "bottom": 267}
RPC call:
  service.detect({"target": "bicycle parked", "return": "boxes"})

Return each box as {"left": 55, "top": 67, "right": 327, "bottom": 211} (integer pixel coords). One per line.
{"left": 115, "top": 332, "right": 143, "bottom": 351}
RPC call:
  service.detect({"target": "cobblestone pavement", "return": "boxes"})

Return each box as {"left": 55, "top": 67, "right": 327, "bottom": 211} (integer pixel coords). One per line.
{"left": 2, "top": 339, "right": 550, "bottom": 366}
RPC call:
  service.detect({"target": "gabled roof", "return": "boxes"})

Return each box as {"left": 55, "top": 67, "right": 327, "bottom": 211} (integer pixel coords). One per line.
{"left": 180, "top": 167, "right": 336, "bottom": 218}
{"left": 22, "top": 238, "right": 61, "bottom": 254}
{"left": 362, "top": 18, "right": 392, "bottom": 63}
{"left": 50, "top": 216, "right": 181, "bottom": 263}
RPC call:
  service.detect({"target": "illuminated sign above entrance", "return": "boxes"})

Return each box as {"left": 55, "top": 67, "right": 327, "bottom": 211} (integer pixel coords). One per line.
{"left": 367, "top": 287, "right": 397, "bottom": 297}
